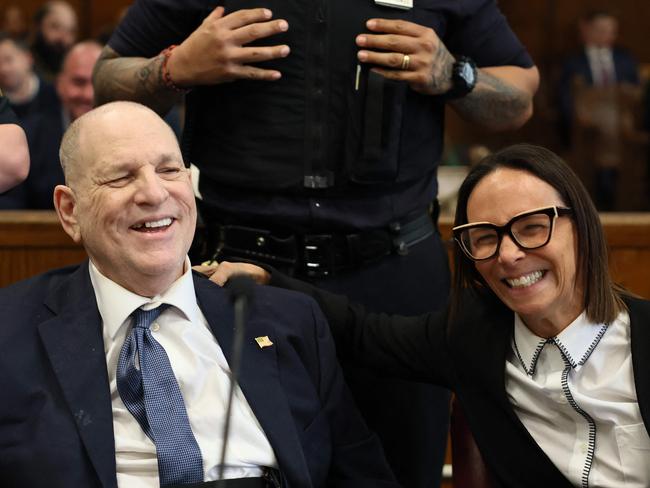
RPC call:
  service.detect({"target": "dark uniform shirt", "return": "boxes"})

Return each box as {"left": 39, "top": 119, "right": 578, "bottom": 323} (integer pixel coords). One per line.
{"left": 0, "top": 94, "right": 18, "bottom": 125}
{"left": 109, "top": 0, "right": 532, "bottom": 232}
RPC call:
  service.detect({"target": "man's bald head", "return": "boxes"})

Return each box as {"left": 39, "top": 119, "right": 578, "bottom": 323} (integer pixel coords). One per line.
{"left": 54, "top": 100, "right": 195, "bottom": 296}
{"left": 59, "top": 101, "right": 179, "bottom": 187}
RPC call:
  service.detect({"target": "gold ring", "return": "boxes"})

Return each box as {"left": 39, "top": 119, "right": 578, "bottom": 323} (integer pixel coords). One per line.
{"left": 401, "top": 54, "right": 410, "bottom": 70}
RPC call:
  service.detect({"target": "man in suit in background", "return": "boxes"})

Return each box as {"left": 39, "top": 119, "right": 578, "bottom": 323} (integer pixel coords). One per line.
{"left": 0, "top": 101, "right": 398, "bottom": 488}
{"left": 558, "top": 9, "right": 639, "bottom": 146}
{"left": 558, "top": 9, "right": 640, "bottom": 210}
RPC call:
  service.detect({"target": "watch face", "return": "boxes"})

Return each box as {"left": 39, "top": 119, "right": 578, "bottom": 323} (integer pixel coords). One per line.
{"left": 460, "top": 62, "right": 476, "bottom": 85}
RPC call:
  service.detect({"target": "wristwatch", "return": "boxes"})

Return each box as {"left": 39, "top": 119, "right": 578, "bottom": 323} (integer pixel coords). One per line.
{"left": 443, "top": 56, "right": 477, "bottom": 99}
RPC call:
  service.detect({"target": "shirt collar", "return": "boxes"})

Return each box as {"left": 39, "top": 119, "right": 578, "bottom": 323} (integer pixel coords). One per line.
{"left": 512, "top": 312, "right": 608, "bottom": 375}
{"left": 89, "top": 257, "right": 200, "bottom": 339}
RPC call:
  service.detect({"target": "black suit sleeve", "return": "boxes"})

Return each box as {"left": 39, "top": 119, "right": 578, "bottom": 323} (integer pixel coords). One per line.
{"left": 305, "top": 299, "right": 400, "bottom": 487}
{"left": 269, "top": 270, "right": 455, "bottom": 388}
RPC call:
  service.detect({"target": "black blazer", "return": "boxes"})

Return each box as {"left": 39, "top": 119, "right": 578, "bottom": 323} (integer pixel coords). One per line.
{"left": 271, "top": 272, "right": 650, "bottom": 488}
{"left": 0, "top": 262, "right": 398, "bottom": 488}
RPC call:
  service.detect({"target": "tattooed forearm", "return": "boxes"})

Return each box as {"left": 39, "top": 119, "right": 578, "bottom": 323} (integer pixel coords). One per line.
{"left": 450, "top": 70, "right": 533, "bottom": 131}
{"left": 92, "top": 46, "right": 182, "bottom": 115}
{"left": 427, "top": 42, "right": 454, "bottom": 93}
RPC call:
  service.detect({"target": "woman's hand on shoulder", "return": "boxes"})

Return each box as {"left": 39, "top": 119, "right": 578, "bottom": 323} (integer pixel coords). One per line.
{"left": 193, "top": 260, "right": 271, "bottom": 287}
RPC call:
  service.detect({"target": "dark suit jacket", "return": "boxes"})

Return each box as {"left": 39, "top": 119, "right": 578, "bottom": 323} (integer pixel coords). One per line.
{"left": 558, "top": 46, "right": 640, "bottom": 146}
{"left": 0, "top": 262, "right": 398, "bottom": 488}
{"left": 272, "top": 272, "right": 650, "bottom": 488}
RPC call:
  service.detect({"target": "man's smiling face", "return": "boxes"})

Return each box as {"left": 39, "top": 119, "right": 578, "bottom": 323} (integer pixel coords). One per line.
{"left": 57, "top": 103, "right": 196, "bottom": 296}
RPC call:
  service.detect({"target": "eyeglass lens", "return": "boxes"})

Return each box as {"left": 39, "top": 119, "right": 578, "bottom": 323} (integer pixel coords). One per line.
{"left": 460, "top": 212, "right": 553, "bottom": 260}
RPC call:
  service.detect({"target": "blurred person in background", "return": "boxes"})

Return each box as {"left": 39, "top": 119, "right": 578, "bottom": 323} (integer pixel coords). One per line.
{"left": 31, "top": 1, "right": 78, "bottom": 81}
{"left": 558, "top": 10, "right": 639, "bottom": 210}
{"left": 0, "top": 33, "right": 58, "bottom": 120}
{"left": 0, "top": 40, "right": 101, "bottom": 209}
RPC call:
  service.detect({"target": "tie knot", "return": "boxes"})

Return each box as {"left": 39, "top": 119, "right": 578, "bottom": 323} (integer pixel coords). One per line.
{"left": 132, "top": 304, "right": 169, "bottom": 330}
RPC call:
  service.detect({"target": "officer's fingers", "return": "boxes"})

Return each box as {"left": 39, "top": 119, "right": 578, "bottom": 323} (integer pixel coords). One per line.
{"left": 204, "top": 5, "right": 226, "bottom": 22}
{"left": 233, "top": 44, "right": 290, "bottom": 64}
{"left": 231, "top": 18, "right": 289, "bottom": 45}
{"left": 366, "top": 17, "right": 431, "bottom": 37}
{"left": 229, "top": 64, "right": 283, "bottom": 81}
{"left": 218, "top": 8, "right": 274, "bottom": 30}
{"left": 357, "top": 50, "right": 418, "bottom": 71}
{"left": 356, "top": 33, "right": 417, "bottom": 55}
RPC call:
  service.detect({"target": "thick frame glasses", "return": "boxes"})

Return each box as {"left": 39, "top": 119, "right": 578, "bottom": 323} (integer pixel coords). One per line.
{"left": 453, "top": 206, "right": 572, "bottom": 261}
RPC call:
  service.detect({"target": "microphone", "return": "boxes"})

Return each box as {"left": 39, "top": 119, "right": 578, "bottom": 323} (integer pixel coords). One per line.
{"left": 218, "top": 274, "right": 255, "bottom": 480}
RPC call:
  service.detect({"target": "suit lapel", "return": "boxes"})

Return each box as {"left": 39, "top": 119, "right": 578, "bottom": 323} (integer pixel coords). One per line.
{"left": 39, "top": 263, "right": 117, "bottom": 488}
{"left": 629, "top": 298, "right": 650, "bottom": 435}
{"left": 194, "top": 275, "right": 310, "bottom": 486}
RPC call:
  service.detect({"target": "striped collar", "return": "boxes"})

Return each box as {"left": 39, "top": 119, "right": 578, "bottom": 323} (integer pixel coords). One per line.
{"left": 512, "top": 312, "right": 608, "bottom": 376}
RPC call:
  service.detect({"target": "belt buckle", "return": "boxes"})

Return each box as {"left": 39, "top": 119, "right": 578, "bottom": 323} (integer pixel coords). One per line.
{"left": 302, "top": 234, "right": 334, "bottom": 278}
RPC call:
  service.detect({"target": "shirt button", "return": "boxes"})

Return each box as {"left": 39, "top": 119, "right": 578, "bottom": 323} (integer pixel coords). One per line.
{"left": 580, "top": 442, "right": 588, "bottom": 454}
{"left": 151, "top": 323, "right": 160, "bottom": 332}
{"left": 314, "top": 202, "right": 321, "bottom": 208}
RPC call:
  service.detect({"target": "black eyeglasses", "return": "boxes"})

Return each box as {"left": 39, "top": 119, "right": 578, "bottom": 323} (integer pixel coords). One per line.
{"left": 453, "top": 206, "right": 573, "bottom": 261}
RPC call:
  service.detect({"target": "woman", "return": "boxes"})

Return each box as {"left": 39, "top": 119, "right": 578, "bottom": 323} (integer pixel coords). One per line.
{"left": 204, "top": 144, "right": 650, "bottom": 488}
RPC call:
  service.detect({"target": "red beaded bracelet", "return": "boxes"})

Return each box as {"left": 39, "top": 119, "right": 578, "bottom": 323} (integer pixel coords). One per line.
{"left": 160, "top": 44, "right": 191, "bottom": 93}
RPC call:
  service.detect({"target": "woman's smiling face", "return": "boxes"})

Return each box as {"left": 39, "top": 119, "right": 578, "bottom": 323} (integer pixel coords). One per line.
{"left": 467, "top": 168, "right": 584, "bottom": 337}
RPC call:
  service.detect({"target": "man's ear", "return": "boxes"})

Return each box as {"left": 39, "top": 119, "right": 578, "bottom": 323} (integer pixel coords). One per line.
{"left": 53, "top": 184, "right": 82, "bottom": 243}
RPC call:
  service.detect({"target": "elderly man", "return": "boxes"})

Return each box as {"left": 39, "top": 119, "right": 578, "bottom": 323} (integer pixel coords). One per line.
{"left": 0, "top": 101, "right": 397, "bottom": 488}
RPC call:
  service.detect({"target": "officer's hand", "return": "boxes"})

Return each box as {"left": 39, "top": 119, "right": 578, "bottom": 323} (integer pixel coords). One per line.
{"left": 356, "top": 18, "right": 455, "bottom": 96}
{"left": 167, "top": 6, "right": 290, "bottom": 86}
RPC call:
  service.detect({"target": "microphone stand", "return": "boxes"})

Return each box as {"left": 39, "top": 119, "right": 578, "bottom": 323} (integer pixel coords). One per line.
{"left": 218, "top": 275, "right": 254, "bottom": 482}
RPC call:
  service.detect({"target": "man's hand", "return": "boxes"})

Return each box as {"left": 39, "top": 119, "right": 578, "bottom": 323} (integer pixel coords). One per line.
{"left": 193, "top": 261, "right": 271, "bottom": 287}
{"left": 356, "top": 18, "right": 455, "bottom": 96}
{"left": 168, "top": 7, "right": 290, "bottom": 87}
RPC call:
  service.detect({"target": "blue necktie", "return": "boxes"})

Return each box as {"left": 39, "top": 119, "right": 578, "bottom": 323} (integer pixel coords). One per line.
{"left": 117, "top": 304, "right": 204, "bottom": 486}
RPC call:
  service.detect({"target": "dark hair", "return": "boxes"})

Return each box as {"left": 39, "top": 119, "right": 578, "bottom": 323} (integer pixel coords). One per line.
{"left": 0, "top": 31, "right": 29, "bottom": 52}
{"left": 451, "top": 143, "right": 627, "bottom": 324}
{"left": 581, "top": 9, "right": 617, "bottom": 23}
{"left": 33, "top": 2, "right": 55, "bottom": 26}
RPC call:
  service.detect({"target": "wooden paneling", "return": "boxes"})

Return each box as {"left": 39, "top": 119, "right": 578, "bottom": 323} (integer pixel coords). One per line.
{"left": 0, "top": 211, "right": 86, "bottom": 287}
{"left": 1, "top": 210, "right": 648, "bottom": 295}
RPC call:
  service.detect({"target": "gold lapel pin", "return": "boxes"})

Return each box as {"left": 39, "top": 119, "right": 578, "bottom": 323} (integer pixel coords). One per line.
{"left": 255, "top": 336, "right": 274, "bottom": 349}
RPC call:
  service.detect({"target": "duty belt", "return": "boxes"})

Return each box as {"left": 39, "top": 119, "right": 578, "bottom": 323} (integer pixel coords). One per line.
{"left": 213, "top": 213, "right": 435, "bottom": 278}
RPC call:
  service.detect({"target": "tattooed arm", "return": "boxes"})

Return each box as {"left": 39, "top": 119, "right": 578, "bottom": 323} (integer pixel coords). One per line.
{"left": 450, "top": 65, "right": 539, "bottom": 131}
{"left": 93, "top": 46, "right": 179, "bottom": 115}
{"left": 93, "top": 7, "right": 290, "bottom": 114}
{"left": 355, "top": 18, "right": 539, "bottom": 131}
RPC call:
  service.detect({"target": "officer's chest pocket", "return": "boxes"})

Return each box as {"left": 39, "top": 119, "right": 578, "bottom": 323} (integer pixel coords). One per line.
{"left": 344, "top": 69, "right": 407, "bottom": 184}
{"left": 614, "top": 422, "right": 650, "bottom": 484}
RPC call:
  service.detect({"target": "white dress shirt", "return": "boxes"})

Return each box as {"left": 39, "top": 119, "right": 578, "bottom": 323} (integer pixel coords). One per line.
{"left": 586, "top": 46, "right": 617, "bottom": 86}
{"left": 89, "top": 260, "right": 278, "bottom": 488}
{"left": 505, "top": 311, "right": 650, "bottom": 487}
